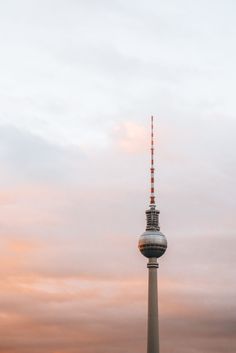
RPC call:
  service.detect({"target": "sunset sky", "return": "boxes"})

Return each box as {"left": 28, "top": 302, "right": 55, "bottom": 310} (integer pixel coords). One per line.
{"left": 0, "top": 1, "right": 235, "bottom": 352}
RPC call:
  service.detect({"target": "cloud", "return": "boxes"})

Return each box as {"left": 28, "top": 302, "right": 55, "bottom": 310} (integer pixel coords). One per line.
{"left": 113, "top": 121, "right": 147, "bottom": 153}
{"left": 0, "top": 268, "right": 234, "bottom": 353}
{"left": 0, "top": 125, "right": 83, "bottom": 184}
{"left": 0, "top": 1, "right": 235, "bottom": 352}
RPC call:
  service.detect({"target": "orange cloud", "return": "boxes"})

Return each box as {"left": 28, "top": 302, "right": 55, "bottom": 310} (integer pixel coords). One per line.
{"left": 7, "top": 239, "right": 39, "bottom": 254}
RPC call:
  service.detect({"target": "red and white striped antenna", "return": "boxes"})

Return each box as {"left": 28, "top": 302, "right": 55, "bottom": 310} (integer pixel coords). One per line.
{"left": 150, "top": 116, "right": 156, "bottom": 207}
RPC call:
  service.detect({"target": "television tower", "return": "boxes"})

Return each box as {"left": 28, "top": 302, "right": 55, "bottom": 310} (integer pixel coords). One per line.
{"left": 138, "top": 116, "right": 167, "bottom": 353}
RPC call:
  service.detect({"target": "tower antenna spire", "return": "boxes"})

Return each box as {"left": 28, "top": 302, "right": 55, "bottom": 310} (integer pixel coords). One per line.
{"left": 150, "top": 116, "right": 155, "bottom": 207}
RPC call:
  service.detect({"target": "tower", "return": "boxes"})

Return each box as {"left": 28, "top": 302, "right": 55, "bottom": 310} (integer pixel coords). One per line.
{"left": 138, "top": 116, "right": 167, "bottom": 353}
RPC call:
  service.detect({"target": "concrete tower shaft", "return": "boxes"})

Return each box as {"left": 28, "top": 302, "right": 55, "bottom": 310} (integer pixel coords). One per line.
{"left": 147, "top": 258, "right": 159, "bottom": 353}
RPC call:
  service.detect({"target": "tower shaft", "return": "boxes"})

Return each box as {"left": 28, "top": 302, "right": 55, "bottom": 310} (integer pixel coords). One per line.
{"left": 147, "top": 258, "right": 159, "bottom": 353}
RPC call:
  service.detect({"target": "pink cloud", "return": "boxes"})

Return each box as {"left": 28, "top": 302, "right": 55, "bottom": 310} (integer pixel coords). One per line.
{"left": 113, "top": 121, "right": 148, "bottom": 153}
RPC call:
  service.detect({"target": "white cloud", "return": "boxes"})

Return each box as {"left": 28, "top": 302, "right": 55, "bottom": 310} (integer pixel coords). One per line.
{"left": 0, "top": 1, "right": 235, "bottom": 351}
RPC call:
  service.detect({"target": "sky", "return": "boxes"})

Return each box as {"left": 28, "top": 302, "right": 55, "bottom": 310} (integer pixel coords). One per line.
{"left": 0, "top": 0, "right": 235, "bottom": 352}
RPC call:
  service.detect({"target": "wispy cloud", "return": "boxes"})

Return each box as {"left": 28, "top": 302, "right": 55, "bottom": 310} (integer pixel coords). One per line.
{"left": 0, "top": 0, "right": 235, "bottom": 352}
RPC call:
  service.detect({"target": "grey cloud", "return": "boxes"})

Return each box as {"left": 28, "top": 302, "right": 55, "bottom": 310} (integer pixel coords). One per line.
{"left": 1, "top": 0, "right": 236, "bottom": 147}
{"left": 0, "top": 125, "right": 83, "bottom": 183}
{"left": 0, "top": 1, "right": 235, "bottom": 352}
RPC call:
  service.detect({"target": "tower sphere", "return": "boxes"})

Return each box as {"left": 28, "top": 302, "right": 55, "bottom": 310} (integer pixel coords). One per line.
{"left": 138, "top": 230, "right": 167, "bottom": 258}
